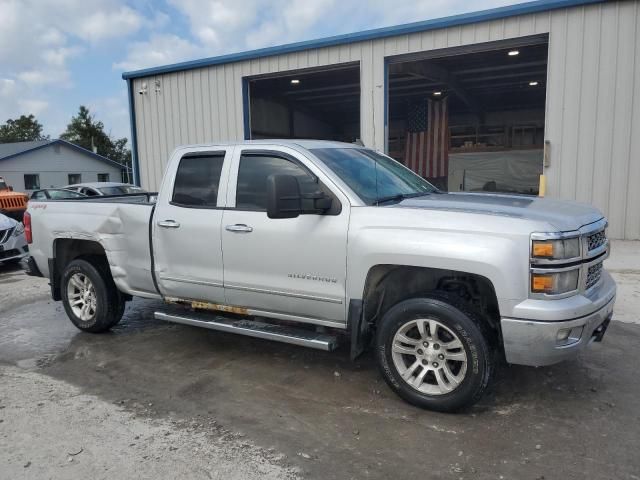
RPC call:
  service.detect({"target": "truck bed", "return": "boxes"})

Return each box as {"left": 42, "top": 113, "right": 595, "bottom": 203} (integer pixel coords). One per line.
{"left": 28, "top": 194, "right": 159, "bottom": 299}
{"left": 66, "top": 192, "right": 157, "bottom": 205}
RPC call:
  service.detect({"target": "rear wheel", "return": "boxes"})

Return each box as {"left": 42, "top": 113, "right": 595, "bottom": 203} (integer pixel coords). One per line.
{"left": 61, "top": 258, "right": 125, "bottom": 333}
{"left": 376, "top": 294, "right": 493, "bottom": 412}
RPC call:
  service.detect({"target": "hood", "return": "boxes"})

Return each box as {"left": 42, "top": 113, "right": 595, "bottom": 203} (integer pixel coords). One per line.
{"left": 0, "top": 213, "right": 18, "bottom": 230}
{"left": 394, "top": 192, "right": 603, "bottom": 232}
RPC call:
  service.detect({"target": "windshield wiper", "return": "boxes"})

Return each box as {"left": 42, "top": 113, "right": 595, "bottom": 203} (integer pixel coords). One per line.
{"left": 376, "top": 192, "right": 429, "bottom": 205}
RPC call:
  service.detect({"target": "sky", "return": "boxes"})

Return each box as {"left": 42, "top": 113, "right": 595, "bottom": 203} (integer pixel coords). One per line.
{"left": 0, "top": 0, "right": 520, "bottom": 144}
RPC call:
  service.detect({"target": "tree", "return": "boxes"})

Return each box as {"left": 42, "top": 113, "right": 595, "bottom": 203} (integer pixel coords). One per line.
{"left": 60, "top": 106, "right": 131, "bottom": 167}
{"left": 0, "top": 114, "right": 49, "bottom": 143}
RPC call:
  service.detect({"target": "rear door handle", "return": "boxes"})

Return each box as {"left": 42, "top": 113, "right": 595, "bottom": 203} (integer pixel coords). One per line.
{"left": 225, "top": 224, "right": 253, "bottom": 233}
{"left": 158, "top": 220, "right": 180, "bottom": 228}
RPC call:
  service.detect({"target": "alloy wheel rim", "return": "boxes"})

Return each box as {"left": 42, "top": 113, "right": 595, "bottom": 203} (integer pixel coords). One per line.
{"left": 391, "top": 318, "right": 468, "bottom": 395}
{"left": 67, "top": 273, "right": 97, "bottom": 322}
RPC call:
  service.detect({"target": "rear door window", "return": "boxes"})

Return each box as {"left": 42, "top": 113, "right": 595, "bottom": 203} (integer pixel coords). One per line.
{"left": 172, "top": 153, "right": 225, "bottom": 208}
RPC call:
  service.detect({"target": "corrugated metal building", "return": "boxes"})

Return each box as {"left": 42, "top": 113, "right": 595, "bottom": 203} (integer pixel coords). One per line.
{"left": 123, "top": 0, "right": 640, "bottom": 239}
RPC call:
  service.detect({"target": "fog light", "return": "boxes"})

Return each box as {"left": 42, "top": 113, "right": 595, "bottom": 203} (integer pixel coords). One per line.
{"left": 557, "top": 328, "right": 571, "bottom": 342}
{"left": 556, "top": 326, "right": 584, "bottom": 346}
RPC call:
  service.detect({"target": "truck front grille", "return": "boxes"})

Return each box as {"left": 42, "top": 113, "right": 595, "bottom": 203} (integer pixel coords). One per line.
{"left": 586, "top": 261, "right": 603, "bottom": 290}
{"left": 587, "top": 230, "right": 607, "bottom": 252}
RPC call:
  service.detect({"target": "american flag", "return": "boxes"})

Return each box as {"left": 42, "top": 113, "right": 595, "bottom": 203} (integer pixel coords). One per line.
{"left": 403, "top": 97, "right": 449, "bottom": 178}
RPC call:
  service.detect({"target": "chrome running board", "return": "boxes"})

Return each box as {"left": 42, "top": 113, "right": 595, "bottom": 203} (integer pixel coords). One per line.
{"left": 154, "top": 311, "right": 338, "bottom": 351}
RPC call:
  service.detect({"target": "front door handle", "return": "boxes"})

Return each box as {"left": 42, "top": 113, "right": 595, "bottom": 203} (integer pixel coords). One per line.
{"left": 158, "top": 220, "right": 180, "bottom": 228}
{"left": 225, "top": 224, "right": 253, "bottom": 233}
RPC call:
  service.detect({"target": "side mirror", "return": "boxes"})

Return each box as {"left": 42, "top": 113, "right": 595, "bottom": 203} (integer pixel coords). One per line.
{"left": 267, "top": 174, "right": 302, "bottom": 219}
{"left": 304, "top": 191, "right": 333, "bottom": 212}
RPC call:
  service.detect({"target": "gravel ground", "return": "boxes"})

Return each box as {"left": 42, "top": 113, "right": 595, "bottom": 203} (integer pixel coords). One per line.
{"left": 1, "top": 242, "right": 639, "bottom": 479}
{"left": 0, "top": 366, "right": 298, "bottom": 480}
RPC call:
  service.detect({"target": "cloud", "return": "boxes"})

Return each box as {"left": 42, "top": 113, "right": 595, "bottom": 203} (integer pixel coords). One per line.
{"left": 114, "top": 34, "right": 204, "bottom": 71}
{"left": 76, "top": 5, "right": 143, "bottom": 43}
{"left": 18, "top": 100, "right": 49, "bottom": 116}
{"left": 0, "top": 0, "right": 150, "bottom": 138}
{"left": 87, "top": 93, "right": 131, "bottom": 140}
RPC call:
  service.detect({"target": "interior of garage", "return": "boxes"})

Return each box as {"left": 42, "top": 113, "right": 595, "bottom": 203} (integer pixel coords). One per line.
{"left": 247, "top": 64, "right": 360, "bottom": 143}
{"left": 388, "top": 42, "right": 548, "bottom": 194}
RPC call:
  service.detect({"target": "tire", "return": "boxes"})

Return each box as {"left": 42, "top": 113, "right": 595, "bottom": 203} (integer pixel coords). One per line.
{"left": 61, "top": 258, "right": 125, "bottom": 333}
{"left": 375, "top": 293, "right": 494, "bottom": 412}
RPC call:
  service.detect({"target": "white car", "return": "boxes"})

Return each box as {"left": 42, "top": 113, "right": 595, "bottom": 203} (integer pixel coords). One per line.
{"left": 64, "top": 182, "right": 146, "bottom": 197}
{"left": 0, "top": 213, "right": 28, "bottom": 264}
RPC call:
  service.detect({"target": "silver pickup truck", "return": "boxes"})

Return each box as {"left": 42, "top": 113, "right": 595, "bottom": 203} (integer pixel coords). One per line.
{"left": 25, "top": 140, "right": 616, "bottom": 412}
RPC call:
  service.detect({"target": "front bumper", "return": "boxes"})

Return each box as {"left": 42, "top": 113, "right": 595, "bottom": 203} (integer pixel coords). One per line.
{"left": 0, "top": 232, "right": 28, "bottom": 263}
{"left": 501, "top": 271, "right": 616, "bottom": 366}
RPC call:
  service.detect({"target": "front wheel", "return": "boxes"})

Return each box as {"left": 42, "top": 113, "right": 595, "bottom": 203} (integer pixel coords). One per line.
{"left": 61, "top": 258, "right": 125, "bottom": 333}
{"left": 376, "top": 294, "right": 494, "bottom": 412}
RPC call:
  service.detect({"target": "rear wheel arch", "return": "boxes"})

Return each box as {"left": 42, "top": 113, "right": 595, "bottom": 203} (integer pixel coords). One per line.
{"left": 51, "top": 238, "right": 114, "bottom": 300}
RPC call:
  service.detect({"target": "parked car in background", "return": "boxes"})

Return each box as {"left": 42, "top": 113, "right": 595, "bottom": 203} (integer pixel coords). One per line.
{"left": 0, "top": 176, "right": 29, "bottom": 221}
{"left": 64, "top": 182, "right": 146, "bottom": 197}
{"left": 30, "top": 189, "right": 87, "bottom": 200}
{"left": 0, "top": 213, "right": 28, "bottom": 265}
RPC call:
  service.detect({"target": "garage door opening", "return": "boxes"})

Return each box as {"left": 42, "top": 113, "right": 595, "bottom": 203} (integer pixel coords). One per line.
{"left": 388, "top": 40, "right": 548, "bottom": 194}
{"left": 247, "top": 64, "right": 360, "bottom": 143}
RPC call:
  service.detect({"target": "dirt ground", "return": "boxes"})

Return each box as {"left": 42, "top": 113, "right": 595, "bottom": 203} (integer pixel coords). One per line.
{"left": 1, "top": 246, "right": 639, "bottom": 480}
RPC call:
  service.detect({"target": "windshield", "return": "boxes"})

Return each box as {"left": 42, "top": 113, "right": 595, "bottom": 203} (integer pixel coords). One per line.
{"left": 0, "top": 180, "right": 7, "bottom": 189}
{"left": 98, "top": 185, "right": 145, "bottom": 195}
{"left": 310, "top": 148, "right": 437, "bottom": 205}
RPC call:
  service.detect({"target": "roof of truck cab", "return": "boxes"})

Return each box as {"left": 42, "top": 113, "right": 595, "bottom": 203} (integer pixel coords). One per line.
{"left": 178, "top": 139, "right": 360, "bottom": 150}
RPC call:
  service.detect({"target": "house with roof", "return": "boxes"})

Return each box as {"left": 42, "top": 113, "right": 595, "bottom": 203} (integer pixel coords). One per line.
{"left": 0, "top": 139, "right": 128, "bottom": 193}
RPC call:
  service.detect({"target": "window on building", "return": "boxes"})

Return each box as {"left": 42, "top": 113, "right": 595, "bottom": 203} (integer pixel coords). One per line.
{"left": 171, "top": 153, "right": 225, "bottom": 207}
{"left": 68, "top": 174, "right": 81, "bottom": 185}
{"left": 24, "top": 174, "right": 40, "bottom": 190}
{"left": 236, "top": 153, "right": 318, "bottom": 211}
{"left": 97, "top": 173, "right": 110, "bottom": 182}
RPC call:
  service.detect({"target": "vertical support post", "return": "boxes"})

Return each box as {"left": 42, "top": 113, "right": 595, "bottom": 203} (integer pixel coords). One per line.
{"left": 126, "top": 79, "right": 141, "bottom": 187}
{"left": 242, "top": 77, "right": 251, "bottom": 140}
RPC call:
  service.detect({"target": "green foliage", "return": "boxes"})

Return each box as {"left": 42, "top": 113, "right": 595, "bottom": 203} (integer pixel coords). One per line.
{"left": 0, "top": 114, "right": 49, "bottom": 143}
{"left": 60, "top": 105, "right": 131, "bottom": 167}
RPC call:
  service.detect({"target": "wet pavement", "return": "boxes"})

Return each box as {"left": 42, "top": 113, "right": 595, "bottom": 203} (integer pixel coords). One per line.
{"left": 1, "top": 264, "right": 639, "bottom": 479}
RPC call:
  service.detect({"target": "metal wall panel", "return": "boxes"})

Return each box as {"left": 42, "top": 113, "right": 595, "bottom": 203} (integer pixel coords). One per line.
{"left": 132, "top": 0, "right": 640, "bottom": 238}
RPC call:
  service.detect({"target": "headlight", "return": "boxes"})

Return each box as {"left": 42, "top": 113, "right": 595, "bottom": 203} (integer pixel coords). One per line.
{"left": 532, "top": 237, "right": 580, "bottom": 260}
{"left": 12, "top": 223, "right": 24, "bottom": 236}
{"left": 531, "top": 269, "right": 579, "bottom": 295}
